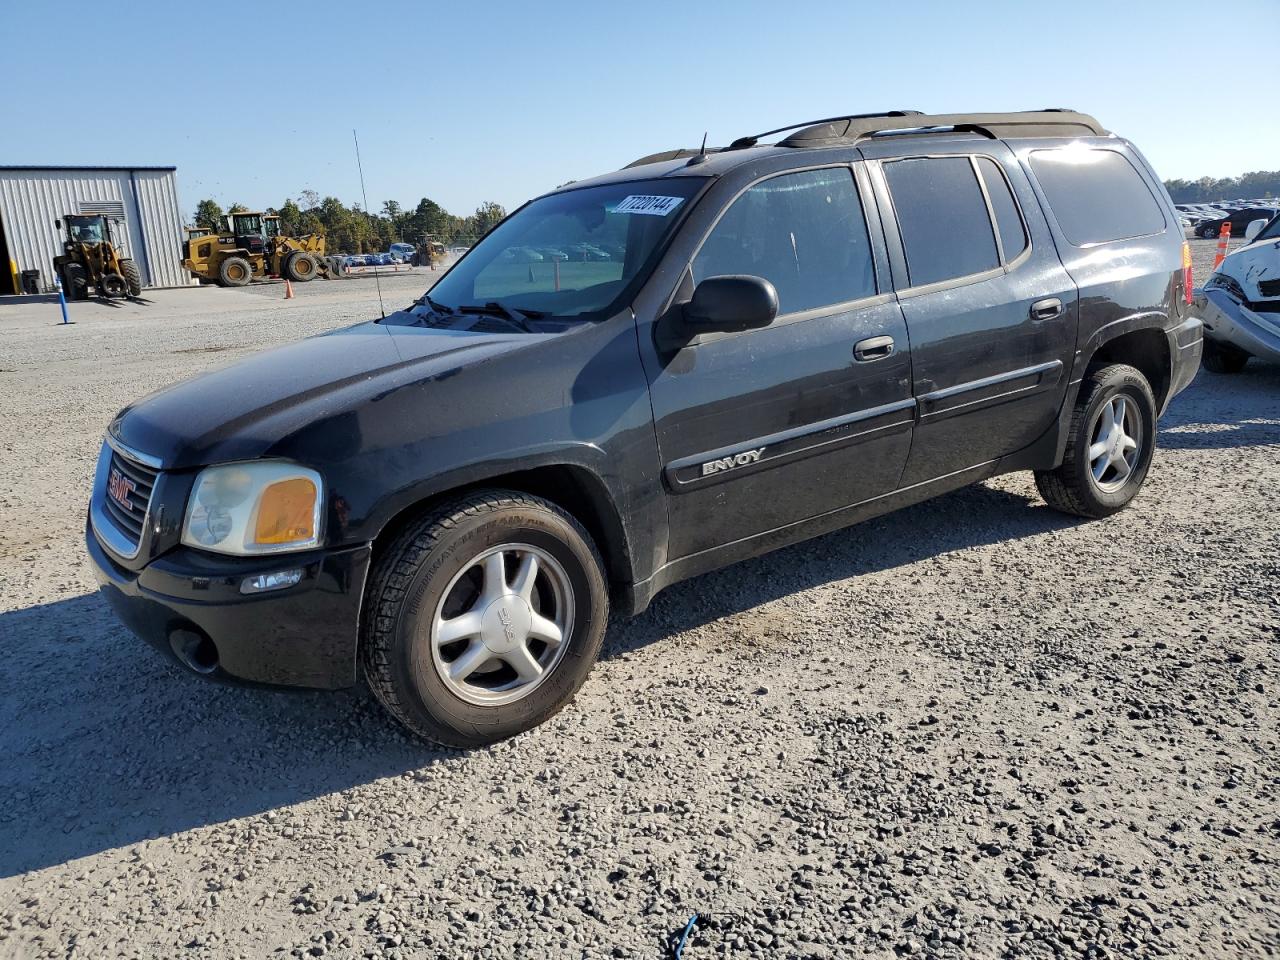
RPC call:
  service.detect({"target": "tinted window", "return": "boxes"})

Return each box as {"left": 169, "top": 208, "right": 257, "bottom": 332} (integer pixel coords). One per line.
{"left": 427, "top": 178, "right": 703, "bottom": 320}
{"left": 693, "top": 168, "right": 876, "bottom": 315}
{"left": 883, "top": 157, "right": 999, "bottom": 287}
{"left": 1028, "top": 148, "right": 1165, "bottom": 246}
{"left": 976, "top": 157, "right": 1028, "bottom": 262}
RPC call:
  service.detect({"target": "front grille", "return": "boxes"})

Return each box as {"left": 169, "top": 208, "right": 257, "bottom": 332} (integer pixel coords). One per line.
{"left": 1258, "top": 278, "right": 1280, "bottom": 299}
{"left": 102, "top": 448, "right": 160, "bottom": 548}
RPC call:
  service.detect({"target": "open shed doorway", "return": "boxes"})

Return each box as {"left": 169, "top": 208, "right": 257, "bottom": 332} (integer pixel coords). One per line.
{"left": 0, "top": 211, "right": 17, "bottom": 295}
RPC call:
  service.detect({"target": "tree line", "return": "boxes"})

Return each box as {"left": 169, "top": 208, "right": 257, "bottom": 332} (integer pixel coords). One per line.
{"left": 191, "top": 193, "right": 508, "bottom": 253}
{"left": 192, "top": 167, "right": 1280, "bottom": 249}
{"left": 1163, "top": 170, "right": 1280, "bottom": 204}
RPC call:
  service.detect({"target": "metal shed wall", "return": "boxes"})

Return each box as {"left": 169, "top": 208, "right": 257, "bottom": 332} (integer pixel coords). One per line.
{"left": 0, "top": 167, "right": 192, "bottom": 289}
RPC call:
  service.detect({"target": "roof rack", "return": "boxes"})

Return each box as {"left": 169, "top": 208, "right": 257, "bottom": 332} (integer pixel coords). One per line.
{"left": 727, "top": 110, "right": 924, "bottom": 150}
{"left": 621, "top": 110, "right": 1107, "bottom": 170}
{"left": 775, "top": 109, "right": 1107, "bottom": 147}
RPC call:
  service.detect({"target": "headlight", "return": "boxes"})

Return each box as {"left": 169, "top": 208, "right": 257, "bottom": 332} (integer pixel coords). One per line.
{"left": 181, "top": 462, "right": 323, "bottom": 556}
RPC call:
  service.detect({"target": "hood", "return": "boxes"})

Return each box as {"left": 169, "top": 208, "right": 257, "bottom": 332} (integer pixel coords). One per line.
{"left": 112, "top": 318, "right": 541, "bottom": 468}
{"left": 1217, "top": 235, "right": 1280, "bottom": 302}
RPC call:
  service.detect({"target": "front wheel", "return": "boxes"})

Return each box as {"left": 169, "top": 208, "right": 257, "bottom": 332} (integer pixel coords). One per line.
{"left": 1035, "top": 363, "right": 1157, "bottom": 519}
{"left": 361, "top": 491, "right": 609, "bottom": 747}
{"left": 1201, "top": 338, "right": 1249, "bottom": 374}
{"left": 283, "top": 251, "right": 318, "bottom": 282}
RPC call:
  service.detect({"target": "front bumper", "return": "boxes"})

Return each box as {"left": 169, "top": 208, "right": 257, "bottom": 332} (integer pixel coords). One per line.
{"left": 86, "top": 518, "right": 371, "bottom": 689}
{"left": 1200, "top": 289, "right": 1280, "bottom": 363}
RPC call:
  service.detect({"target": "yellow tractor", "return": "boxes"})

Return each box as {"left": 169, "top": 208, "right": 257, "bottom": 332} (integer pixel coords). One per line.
{"left": 52, "top": 214, "right": 143, "bottom": 300}
{"left": 183, "top": 211, "right": 335, "bottom": 287}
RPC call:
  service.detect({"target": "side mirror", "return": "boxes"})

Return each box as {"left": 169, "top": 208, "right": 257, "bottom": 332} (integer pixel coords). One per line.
{"left": 54, "top": 219, "right": 61, "bottom": 229}
{"left": 1244, "top": 218, "right": 1267, "bottom": 242}
{"left": 682, "top": 275, "right": 779, "bottom": 335}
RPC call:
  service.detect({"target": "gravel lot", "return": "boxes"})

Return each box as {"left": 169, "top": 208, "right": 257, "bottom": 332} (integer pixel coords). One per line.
{"left": 1, "top": 241, "right": 1277, "bottom": 959}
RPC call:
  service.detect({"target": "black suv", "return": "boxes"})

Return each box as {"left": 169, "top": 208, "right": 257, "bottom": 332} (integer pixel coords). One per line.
{"left": 87, "top": 110, "right": 1203, "bottom": 746}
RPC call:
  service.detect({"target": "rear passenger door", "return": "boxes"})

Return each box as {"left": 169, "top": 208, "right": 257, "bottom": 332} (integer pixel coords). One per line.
{"left": 865, "top": 144, "right": 1078, "bottom": 486}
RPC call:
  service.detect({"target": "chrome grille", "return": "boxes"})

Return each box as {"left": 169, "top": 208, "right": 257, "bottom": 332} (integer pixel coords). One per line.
{"left": 102, "top": 447, "right": 159, "bottom": 548}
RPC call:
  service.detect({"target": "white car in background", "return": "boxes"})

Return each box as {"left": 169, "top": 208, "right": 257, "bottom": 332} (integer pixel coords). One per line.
{"left": 1199, "top": 213, "right": 1280, "bottom": 372}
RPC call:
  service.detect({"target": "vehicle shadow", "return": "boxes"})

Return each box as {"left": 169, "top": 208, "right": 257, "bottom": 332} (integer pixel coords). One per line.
{"left": 0, "top": 593, "right": 445, "bottom": 879}
{"left": 604, "top": 481, "right": 1081, "bottom": 660}
{"left": 1157, "top": 363, "right": 1280, "bottom": 450}
{"left": 0, "top": 482, "right": 1073, "bottom": 879}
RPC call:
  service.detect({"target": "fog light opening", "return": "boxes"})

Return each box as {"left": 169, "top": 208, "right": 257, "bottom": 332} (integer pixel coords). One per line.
{"left": 169, "top": 628, "right": 219, "bottom": 675}
{"left": 241, "top": 568, "right": 304, "bottom": 595}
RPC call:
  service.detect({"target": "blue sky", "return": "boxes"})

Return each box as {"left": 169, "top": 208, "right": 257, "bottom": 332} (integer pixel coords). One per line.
{"left": 7, "top": 0, "right": 1275, "bottom": 220}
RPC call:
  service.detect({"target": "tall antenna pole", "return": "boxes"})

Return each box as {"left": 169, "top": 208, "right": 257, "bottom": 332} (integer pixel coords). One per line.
{"left": 353, "top": 129, "right": 386, "bottom": 320}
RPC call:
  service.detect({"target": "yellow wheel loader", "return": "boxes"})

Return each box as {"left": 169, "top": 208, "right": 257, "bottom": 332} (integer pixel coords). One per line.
{"left": 52, "top": 214, "right": 143, "bottom": 300}
{"left": 183, "top": 212, "right": 338, "bottom": 287}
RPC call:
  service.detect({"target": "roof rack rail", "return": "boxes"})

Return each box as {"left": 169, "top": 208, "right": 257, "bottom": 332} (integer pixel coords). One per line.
{"left": 777, "top": 109, "right": 1107, "bottom": 147}
{"left": 727, "top": 110, "right": 923, "bottom": 150}
{"left": 621, "top": 110, "right": 1107, "bottom": 170}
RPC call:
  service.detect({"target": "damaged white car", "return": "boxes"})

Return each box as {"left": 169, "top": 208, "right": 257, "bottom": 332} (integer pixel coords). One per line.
{"left": 1200, "top": 213, "right": 1280, "bottom": 373}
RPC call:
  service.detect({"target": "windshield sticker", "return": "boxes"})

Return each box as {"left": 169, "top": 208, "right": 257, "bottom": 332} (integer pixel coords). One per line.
{"left": 613, "top": 195, "right": 685, "bottom": 216}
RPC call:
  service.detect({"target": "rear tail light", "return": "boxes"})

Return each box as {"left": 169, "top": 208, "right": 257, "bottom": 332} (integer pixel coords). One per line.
{"left": 1182, "top": 242, "right": 1193, "bottom": 305}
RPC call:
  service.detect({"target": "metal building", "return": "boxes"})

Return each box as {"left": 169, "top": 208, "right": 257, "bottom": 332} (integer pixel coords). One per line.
{"left": 0, "top": 165, "right": 191, "bottom": 295}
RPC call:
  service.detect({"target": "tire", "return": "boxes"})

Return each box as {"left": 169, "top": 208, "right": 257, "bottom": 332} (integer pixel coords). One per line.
{"left": 283, "top": 251, "right": 318, "bottom": 282}
{"left": 361, "top": 490, "right": 609, "bottom": 747}
{"left": 99, "top": 272, "right": 128, "bottom": 298}
{"left": 1199, "top": 223, "right": 1218, "bottom": 239}
{"left": 1034, "top": 363, "right": 1157, "bottom": 519}
{"left": 120, "top": 259, "right": 142, "bottom": 297}
{"left": 218, "top": 256, "right": 252, "bottom": 287}
{"left": 1201, "top": 338, "right": 1249, "bottom": 374}
{"left": 61, "top": 263, "right": 88, "bottom": 301}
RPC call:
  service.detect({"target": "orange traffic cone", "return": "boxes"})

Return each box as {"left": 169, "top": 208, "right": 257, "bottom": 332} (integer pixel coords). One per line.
{"left": 284, "top": 279, "right": 295, "bottom": 300}
{"left": 1211, "top": 222, "right": 1233, "bottom": 273}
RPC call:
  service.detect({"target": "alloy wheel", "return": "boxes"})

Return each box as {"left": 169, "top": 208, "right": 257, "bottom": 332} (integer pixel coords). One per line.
{"left": 428, "top": 543, "right": 573, "bottom": 706}
{"left": 1087, "top": 393, "right": 1142, "bottom": 493}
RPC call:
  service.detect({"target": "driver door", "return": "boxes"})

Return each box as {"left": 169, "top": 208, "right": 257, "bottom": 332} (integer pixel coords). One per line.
{"left": 643, "top": 165, "right": 914, "bottom": 560}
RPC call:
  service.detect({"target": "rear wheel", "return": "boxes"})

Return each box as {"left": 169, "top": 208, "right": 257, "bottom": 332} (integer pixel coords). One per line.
{"left": 283, "top": 251, "right": 318, "bottom": 282}
{"left": 120, "top": 259, "right": 142, "bottom": 297}
{"left": 1201, "top": 338, "right": 1249, "bottom": 374}
{"left": 218, "top": 256, "right": 252, "bottom": 287}
{"left": 1035, "top": 363, "right": 1157, "bottom": 519}
{"left": 361, "top": 491, "right": 609, "bottom": 747}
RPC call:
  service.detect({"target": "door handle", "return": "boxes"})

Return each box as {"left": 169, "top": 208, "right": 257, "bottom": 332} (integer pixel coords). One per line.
{"left": 1031, "top": 297, "right": 1063, "bottom": 321}
{"left": 853, "top": 335, "right": 895, "bottom": 362}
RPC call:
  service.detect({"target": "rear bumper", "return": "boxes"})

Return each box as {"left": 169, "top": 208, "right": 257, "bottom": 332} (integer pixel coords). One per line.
{"left": 86, "top": 517, "right": 370, "bottom": 690}
{"left": 1200, "top": 289, "right": 1280, "bottom": 363}
{"left": 1165, "top": 315, "right": 1204, "bottom": 408}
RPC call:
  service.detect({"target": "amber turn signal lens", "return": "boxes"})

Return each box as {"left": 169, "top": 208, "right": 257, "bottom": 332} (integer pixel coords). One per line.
{"left": 253, "top": 478, "right": 317, "bottom": 545}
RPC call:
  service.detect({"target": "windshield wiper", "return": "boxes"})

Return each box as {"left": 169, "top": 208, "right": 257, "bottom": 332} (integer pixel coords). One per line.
{"left": 417, "top": 294, "right": 453, "bottom": 315}
{"left": 455, "top": 301, "right": 544, "bottom": 332}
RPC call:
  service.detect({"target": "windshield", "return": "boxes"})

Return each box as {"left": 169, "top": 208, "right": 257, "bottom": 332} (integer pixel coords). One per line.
{"left": 423, "top": 178, "right": 704, "bottom": 321}
{"left": 69, "top": 216, "right": 105, "bottom": 243}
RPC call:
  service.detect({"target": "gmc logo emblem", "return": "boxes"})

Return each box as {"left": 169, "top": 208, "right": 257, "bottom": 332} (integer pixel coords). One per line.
{"left": 107, "top": 468, "right": 136, "bottom": 511}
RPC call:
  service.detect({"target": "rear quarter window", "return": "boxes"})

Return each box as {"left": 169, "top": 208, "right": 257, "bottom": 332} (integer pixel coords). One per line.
{"left": 1028, "top": 148, "right": 1166, "bottom": 246}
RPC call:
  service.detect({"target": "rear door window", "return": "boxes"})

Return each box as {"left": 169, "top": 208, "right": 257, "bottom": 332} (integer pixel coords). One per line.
{"left": 1028, "top": 148, "right": 1165, "bottom": 246}
{"left": 692, "top": 167, "right": 877, "bottom": 315}
{"left": 883, "top": 157, "right": 1000, "bottom": 287}
{"left": 976, "top": 157, "right": 1028, "bottom": 263}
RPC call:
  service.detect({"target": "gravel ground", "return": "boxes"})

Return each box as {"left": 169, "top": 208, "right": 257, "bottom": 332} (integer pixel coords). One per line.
{"left": 1, "top": 247, "right": 1277, "bottom": 959}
